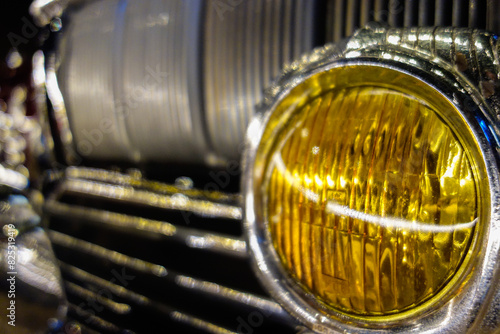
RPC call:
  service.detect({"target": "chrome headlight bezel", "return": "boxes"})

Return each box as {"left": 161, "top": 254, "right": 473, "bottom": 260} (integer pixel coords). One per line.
{"left": 243, "top": 27, "right": 500, "bottom": 333}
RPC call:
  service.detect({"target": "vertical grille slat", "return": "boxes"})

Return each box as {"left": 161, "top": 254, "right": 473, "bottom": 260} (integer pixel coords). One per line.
{"left": 345, "top": 0, "right": 360, "bottom": 36}
{"left": 434, "top": 0, "right": 450, "bottom": 25}
{"left": 388, "top": 0, "right": 402, "bottom": 27}
{"left": 469, "top": 0, "right": 479, "bottom": 28}
{"left": 487, "top": 0, "right": 500, "bottom": 33}
{"left": 326, "top": 0, "right": 498, "bottom": 43}
{"left": 333, "top": 0, "right": 346, "bottom": 42}
{"left": 404, "top": 0, "right": 419, "bottom": 26}
{"left": 418, "top": 0, "right": 435, "bottom": 26}
{"left": 374, "top": 0, "right": 388, "bottom": 22}
{"left": 360, "top": 0, "right": 373, "bottom": 31}
{"left": 452, "top": 0, "right": 465, "bottom": 27}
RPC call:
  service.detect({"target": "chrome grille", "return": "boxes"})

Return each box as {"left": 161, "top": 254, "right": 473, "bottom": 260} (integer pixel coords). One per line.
{"left": 326, "top": 0, "right": 498, "bottom": 42}
{"left": 43, "top": 167, "right": 297, "bottom": 333}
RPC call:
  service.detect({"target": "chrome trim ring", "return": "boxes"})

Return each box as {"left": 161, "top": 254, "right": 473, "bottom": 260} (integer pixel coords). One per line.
{"left": 243, "top": 27, "right": 500, "bottom": 333}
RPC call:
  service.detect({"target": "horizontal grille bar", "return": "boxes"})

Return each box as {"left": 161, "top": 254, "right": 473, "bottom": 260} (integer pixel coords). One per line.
{"left": 50, "top": 232, "right": 283, "bottom": 315}
{"left": 59, "top": 260, "right": 292, "bottom": 334}
{"left": 58, "top": 178, "right": 242, "bottom": 220}
{"left": 43, "top": 168, "right": 297, "bottom": 333}
{"left": 67, "top": 303, "right": 130, "bottom": 334}
{"left": 49, "top": 230, "right": 169, "bottom": 277}
{"left": 45, "top": 200, "right": 247, "bottom": 257}
{"left": 62, "top": 167, "right": 241, "bottom": 205}
{"left": 170, "top": 312, "right": 237, "bottom": 334}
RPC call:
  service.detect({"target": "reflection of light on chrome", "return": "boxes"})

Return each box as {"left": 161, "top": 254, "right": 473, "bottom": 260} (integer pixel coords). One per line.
{"left": 175, "top": 275, "right": 284, "bottom": 314}
{"left": 435, "top": 35, "right": 453, "bottom": 44}
{"left": 271, "top": 153, "right": 477, "bottom": 233}
{"left": 46, "top": 56, "right": 77, "bottom": 165}
{"left": 32, "top": 51, "right": 46, "bottom": 86}
{"left": 433, "top": 69, "right": 445, "bottom": 77}
{"left": 171, "top": 193, "right": 188, "bottom": 207}
{"left": 186, "top": 235, "right": 246, "bottom": 253}
{"left": 345, "top": 51, "right": 361, "bottom": 58}
{"left": 419, "top": 303, "right": 453, "bottom": 334}
{"left": 0, "top": 165, "right": 28, "bottom": 190}
{"left": 339, "top": 176, "right": 346, "bottom": 188}
{"left": 387, "top": 35, "right": 401, "bottom": 45}
{"left": 187, "top": 236, "right": 211, "bottom": 248}
{"left": 46, "top": 65, "right": 66, "bottom": 111}
{"left": 17, "top": 247, "right": 34, "bottom": 263}
{"left": 18, "top": 260, "right": 64, "bottom": 296}
{"left": 346, "top": 40, "right": 361, "bottom": 49}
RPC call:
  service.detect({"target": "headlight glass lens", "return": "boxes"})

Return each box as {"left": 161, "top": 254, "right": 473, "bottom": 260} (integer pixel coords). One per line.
{"left": 256, "top": 65, "right": 485, "bottom": 316}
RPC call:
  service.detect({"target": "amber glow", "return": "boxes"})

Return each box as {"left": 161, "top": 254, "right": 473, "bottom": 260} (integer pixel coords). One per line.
{"left": 258, "top": 67, "right": 483, "bottom": 316}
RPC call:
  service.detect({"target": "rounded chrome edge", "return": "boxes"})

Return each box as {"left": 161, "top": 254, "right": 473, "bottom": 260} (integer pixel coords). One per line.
{"left": 242, "top": 29, "right": 500, "bottom": 333}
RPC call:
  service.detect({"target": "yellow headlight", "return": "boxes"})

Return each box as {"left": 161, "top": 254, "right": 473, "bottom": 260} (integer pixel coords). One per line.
{"left": 254, "top": 65, "right": 486, "bottom": 316}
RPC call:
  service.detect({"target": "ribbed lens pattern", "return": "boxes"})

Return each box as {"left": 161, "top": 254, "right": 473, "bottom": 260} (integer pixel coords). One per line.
{"left": 265, "top": 85, "right": 477, "bottom": 315}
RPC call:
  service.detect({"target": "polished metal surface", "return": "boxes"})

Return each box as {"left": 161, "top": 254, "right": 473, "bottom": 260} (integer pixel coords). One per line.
{"left": 45, "top": 53, "right": 81, "bottom": 165}
{"left": 56, "top": 0, "right": 208, "bottom": 163}
{"left": 204, "top": 0, "right": 317, "bottom": 161}
{"left": 49, "top": 230, "right": 169, "bottom": 277}
{"left": 61, "top": 166, "right": 241, "bottom": 203}
{"left": 60, "top": 260, "right": 255, "bottom": 334}
{"left": 243, "top": 26, "right": 500, "bottom": 332}
{"left": 348, "top": 26, "right": 500, "bottom": 141}
{"left": 45, "top": 200, "right": 247, "bottom": 257}
{"left": 174, "top": 275, "right": 288, "bottom": 321}
{"left": 42, "top": 167, "right": 298, "bottom": 333}
{"left": 56, "top": 177, "right": 242, "bottom": 219}
{"left": 0, "top": 196, "right": 67, "bottom": 334}
{"left": 50, "top": 0, "right": 319, "bottom": 165}
{"left": 170, "top": 312, "right": 237, "bottom": 334}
